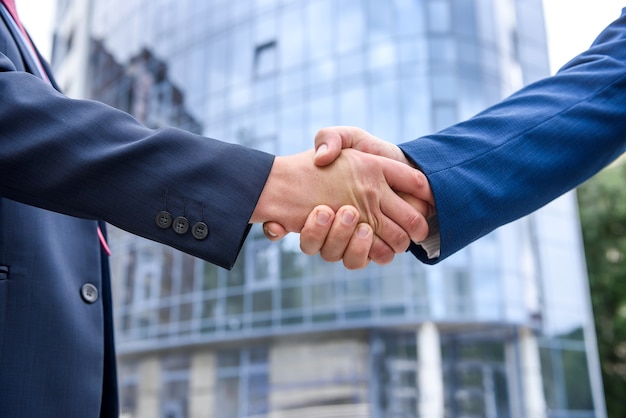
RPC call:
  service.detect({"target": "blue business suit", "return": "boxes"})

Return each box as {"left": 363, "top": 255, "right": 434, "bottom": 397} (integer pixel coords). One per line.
{"left": 402, "top": 8, "right": 626, "bottom": 264}
{"left": 0, "top": 6, "right": 273, "bottom": 417}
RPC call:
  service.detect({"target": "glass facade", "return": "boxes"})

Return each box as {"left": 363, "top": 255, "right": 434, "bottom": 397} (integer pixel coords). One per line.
{"left": 51, "top": 0, "right": 605, "bottom": 417}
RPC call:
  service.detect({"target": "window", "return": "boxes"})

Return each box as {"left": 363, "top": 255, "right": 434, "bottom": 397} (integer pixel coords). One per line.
{"left": 231, "top": 25, "right": 253, "bottom": 86}
{"left": 202, "top": 262, "right": 219, "bottom": 291}
{"left": 444, "top": 268, "right": 472, "bottom": 317}
{"left": 373, "top": 332, "right": 419, "bottom": 417}
{"left": 254, "top": 41, "right": 277, "bottom": 78}
{"left": 427, "top": 0, "right": 451, "bottom": 33}
{"left": 395, "top": 0, "right": 425, "bottom": 36}
{"left": 279, "top": 5, "right": 304, "bottom": 70}
{"left": 433, "top": 102, "right": 457, "bottom": 131}
{"left": 119, "top": 360, "right": 139, "bottom": 418}
{"left": 539, "top": 337, "right": 594, "bottom": 412}
{"left": 216, "top": 348, "right": 269, "bottom": 418}
{"left": 337, "top": 0, "right": 365, "bottom": 53}
{"left": 368, "top": 0, "right": 394, "bottom": 42}
{"left": 161, "top": 354, "right": 191, "bottom": 418}
{"left": 208, "top": 34, "right": 228, "bottom": 93}
{"left": 280, "top": 234, "right": 306, "bottom": 281}
{"left": 307, "top": 0, "right": 334, "bottom": 60}
{"left": 246, "top": 227, "right": 279, "bottom": 289}
{"left": 442, "top": 335, "right": 510, "bottom": 418}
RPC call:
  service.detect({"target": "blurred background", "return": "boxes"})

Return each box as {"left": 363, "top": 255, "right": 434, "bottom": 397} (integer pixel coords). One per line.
{"left": 18, "top": 1, "right": 626, "bottom": 417}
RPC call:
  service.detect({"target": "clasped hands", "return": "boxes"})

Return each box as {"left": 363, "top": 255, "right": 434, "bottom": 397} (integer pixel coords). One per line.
{"left": 249, "top": 126, "right": 435, "bottom": 269}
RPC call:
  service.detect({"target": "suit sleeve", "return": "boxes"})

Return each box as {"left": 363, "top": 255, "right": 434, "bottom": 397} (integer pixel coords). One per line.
{"left": 399, "top": 8, "right": 626, "bottom": 264}
{"left": 0, "top": 55, "right": 274, "bottom": 269}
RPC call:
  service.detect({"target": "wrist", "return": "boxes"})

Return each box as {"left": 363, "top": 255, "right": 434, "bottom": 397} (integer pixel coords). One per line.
{"left": 249, "top": 153, "right": 317, "bottom": 230}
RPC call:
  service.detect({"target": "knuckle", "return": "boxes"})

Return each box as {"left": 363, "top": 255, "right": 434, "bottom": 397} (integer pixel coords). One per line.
{"left": 300, "top": 240, "right": 320, "bottom": 255}
{"left": 344, "top": 258, "right": 369, "bottom": 270}
{"left": 369, "top": 244, "right": 394, "bottom": 265}
{"left": 315, "top": 127, "right": 332, "bottom": 144}
{"left": 316, "top": 126, "right": 331, "bottom": 136}
{"left": 409, "top": 214, "right": 429, "bottom": 242}
{"left": 300, "top": 246, "right": 315, "bottom": 256}
{"left": 320, "top": 248, "right": 342, "bottom": 263}
{"left": 405, "top": 212, "right": 424, "bottom": 235}
{"left": 388, "top": 229, "right": 410, "bottom": 252}
{"left": 412, "top": 168, "right": 427, "bottom": 187}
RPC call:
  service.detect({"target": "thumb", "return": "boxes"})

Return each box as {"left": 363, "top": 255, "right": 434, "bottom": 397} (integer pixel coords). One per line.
{"left": 314, "top": 142, "right": 341, "bottom": 167}
{"left": 313, "top": 127, "right": 350, "bottom": 167}
{"left": 263, "top": 221, "right": 289, "bottom": 241}
{"left": 314, "top": 126, "right": 407, "bottom": 167}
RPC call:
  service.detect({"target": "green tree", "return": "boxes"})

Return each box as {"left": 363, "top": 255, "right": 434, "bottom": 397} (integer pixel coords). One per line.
{"left": 577, "top": 161, "right": 626, "bottom": 418}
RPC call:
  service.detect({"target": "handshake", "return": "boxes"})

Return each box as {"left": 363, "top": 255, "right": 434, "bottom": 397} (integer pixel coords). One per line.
{"left": 249, "top": 126, "right": 437, "bottom": 270}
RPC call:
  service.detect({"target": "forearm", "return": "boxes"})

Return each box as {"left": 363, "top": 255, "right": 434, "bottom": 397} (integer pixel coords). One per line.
{"left": 0, "top": 68, "right": 274, "bottom": 269}
{"left": 401, "top": 8, "right": 626, "bottom": 263}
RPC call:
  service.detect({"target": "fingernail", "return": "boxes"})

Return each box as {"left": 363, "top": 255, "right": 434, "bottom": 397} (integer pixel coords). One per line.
{"left": 315, "top": 144, "right": 328, "bottom": 158}
{"left": 264, "top": 227, "right": 278, "bottom": 238}
{"left": 342, "top": 210, "right": 356, "bottom": 224}
{"left": 357, "top": 225, "right": 370, "bottom": 238}
{"left": 317, "top": 211, "right": 330, "bottom": 225}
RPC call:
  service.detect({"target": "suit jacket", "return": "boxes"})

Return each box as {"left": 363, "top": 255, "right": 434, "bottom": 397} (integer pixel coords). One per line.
{"left": 0, "top": 6, "right": 274, "bottom": 418}
{"left": 401, "top": 8, "right": 626, "bottom": 264}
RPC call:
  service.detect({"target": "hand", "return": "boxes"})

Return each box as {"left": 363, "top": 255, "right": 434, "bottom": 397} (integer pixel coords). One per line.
{"left": 264, "top": 127, "right": 435, "bottom": 267}
{"left": 297, "top": 205, "right": 376, "bottom": 269}
{"left": 251, "top": 148, "right": 431, "bottom": 264}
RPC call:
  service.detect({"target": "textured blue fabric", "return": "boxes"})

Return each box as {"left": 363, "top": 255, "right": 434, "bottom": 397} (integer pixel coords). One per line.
{"left": 400, "top": 8, "right": 626, "bottom": 264}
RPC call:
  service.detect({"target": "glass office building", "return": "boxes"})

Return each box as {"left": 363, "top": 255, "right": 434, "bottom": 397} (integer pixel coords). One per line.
{"left": 52, "top": 0, "right": 605, "bottom": 417}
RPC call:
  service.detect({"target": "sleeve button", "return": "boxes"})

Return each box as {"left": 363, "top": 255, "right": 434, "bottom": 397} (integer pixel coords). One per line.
{"left": 173, "top": 216, "right": 189, "bottom": 234}
{"left": 192, "top": 222, "right": 209, "bottom": 240}
{"left": 156, "top": 211, "right": 173, "bottom": 229}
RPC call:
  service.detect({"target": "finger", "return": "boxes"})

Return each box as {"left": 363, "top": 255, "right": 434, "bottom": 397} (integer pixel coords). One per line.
{"left": 379, "top": 190, "right": 435, "bottom": 245}
{"left": 263, "top": 221, "right": 288, "bottom": 241}
{"left": 342, "top": 223, "right": 374, "bottom": 270}
{"left": 398, "top": 191, "right": 437, "bottom": 220}
{"left": 380, "top": 190, "right": 431, "bottom": 244}
{"left": 371, "top": 212, "right": 412, "bottom": 254}
{"left": 381, "top": 159, "right": 435, "bottom": 207}
{"left": 378, "top": 160, "right": 435, "bottom": 242}
{"left": 300, "top": 205, "right": 335, "bottom": 255}
{"left": 368, "top": 235, "right": 395, "bottom": 265}
{"left": 320, "top": 206, "right": 360, "bottom": 262}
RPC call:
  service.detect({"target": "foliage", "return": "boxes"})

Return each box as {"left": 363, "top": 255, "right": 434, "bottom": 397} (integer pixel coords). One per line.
{"left": 577, "top": 160, "right": 626, "bottom": 418}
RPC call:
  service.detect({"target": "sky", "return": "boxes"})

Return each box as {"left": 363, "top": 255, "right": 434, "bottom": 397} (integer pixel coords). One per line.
{"left": 16, "top": 0, "right": 624, "bottom": 74}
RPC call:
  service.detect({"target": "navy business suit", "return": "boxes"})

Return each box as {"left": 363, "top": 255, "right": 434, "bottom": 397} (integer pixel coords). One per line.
{"left": 402, "top": 8, "right": 626, "bottom": 264}
{"left": 0, "top": 5, "right": 273, "bottom": 417}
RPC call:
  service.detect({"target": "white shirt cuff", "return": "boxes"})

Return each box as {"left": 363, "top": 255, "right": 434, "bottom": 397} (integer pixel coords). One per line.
{"left": 417, "top": 214, "right": 440, "bottom": 259}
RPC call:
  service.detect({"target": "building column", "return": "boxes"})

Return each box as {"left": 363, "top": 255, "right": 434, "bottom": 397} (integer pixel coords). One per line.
{"left": 136, "top": 355, "right": 161, "bottom": 418}
{"left": 189, "top": 349, "right": 216, "bottom": 418}
{"left": 417, "top": 322, "right": 444, "bottom": 418}
{"left": 518, "top": 327, "right": 547, "bottom": 417}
